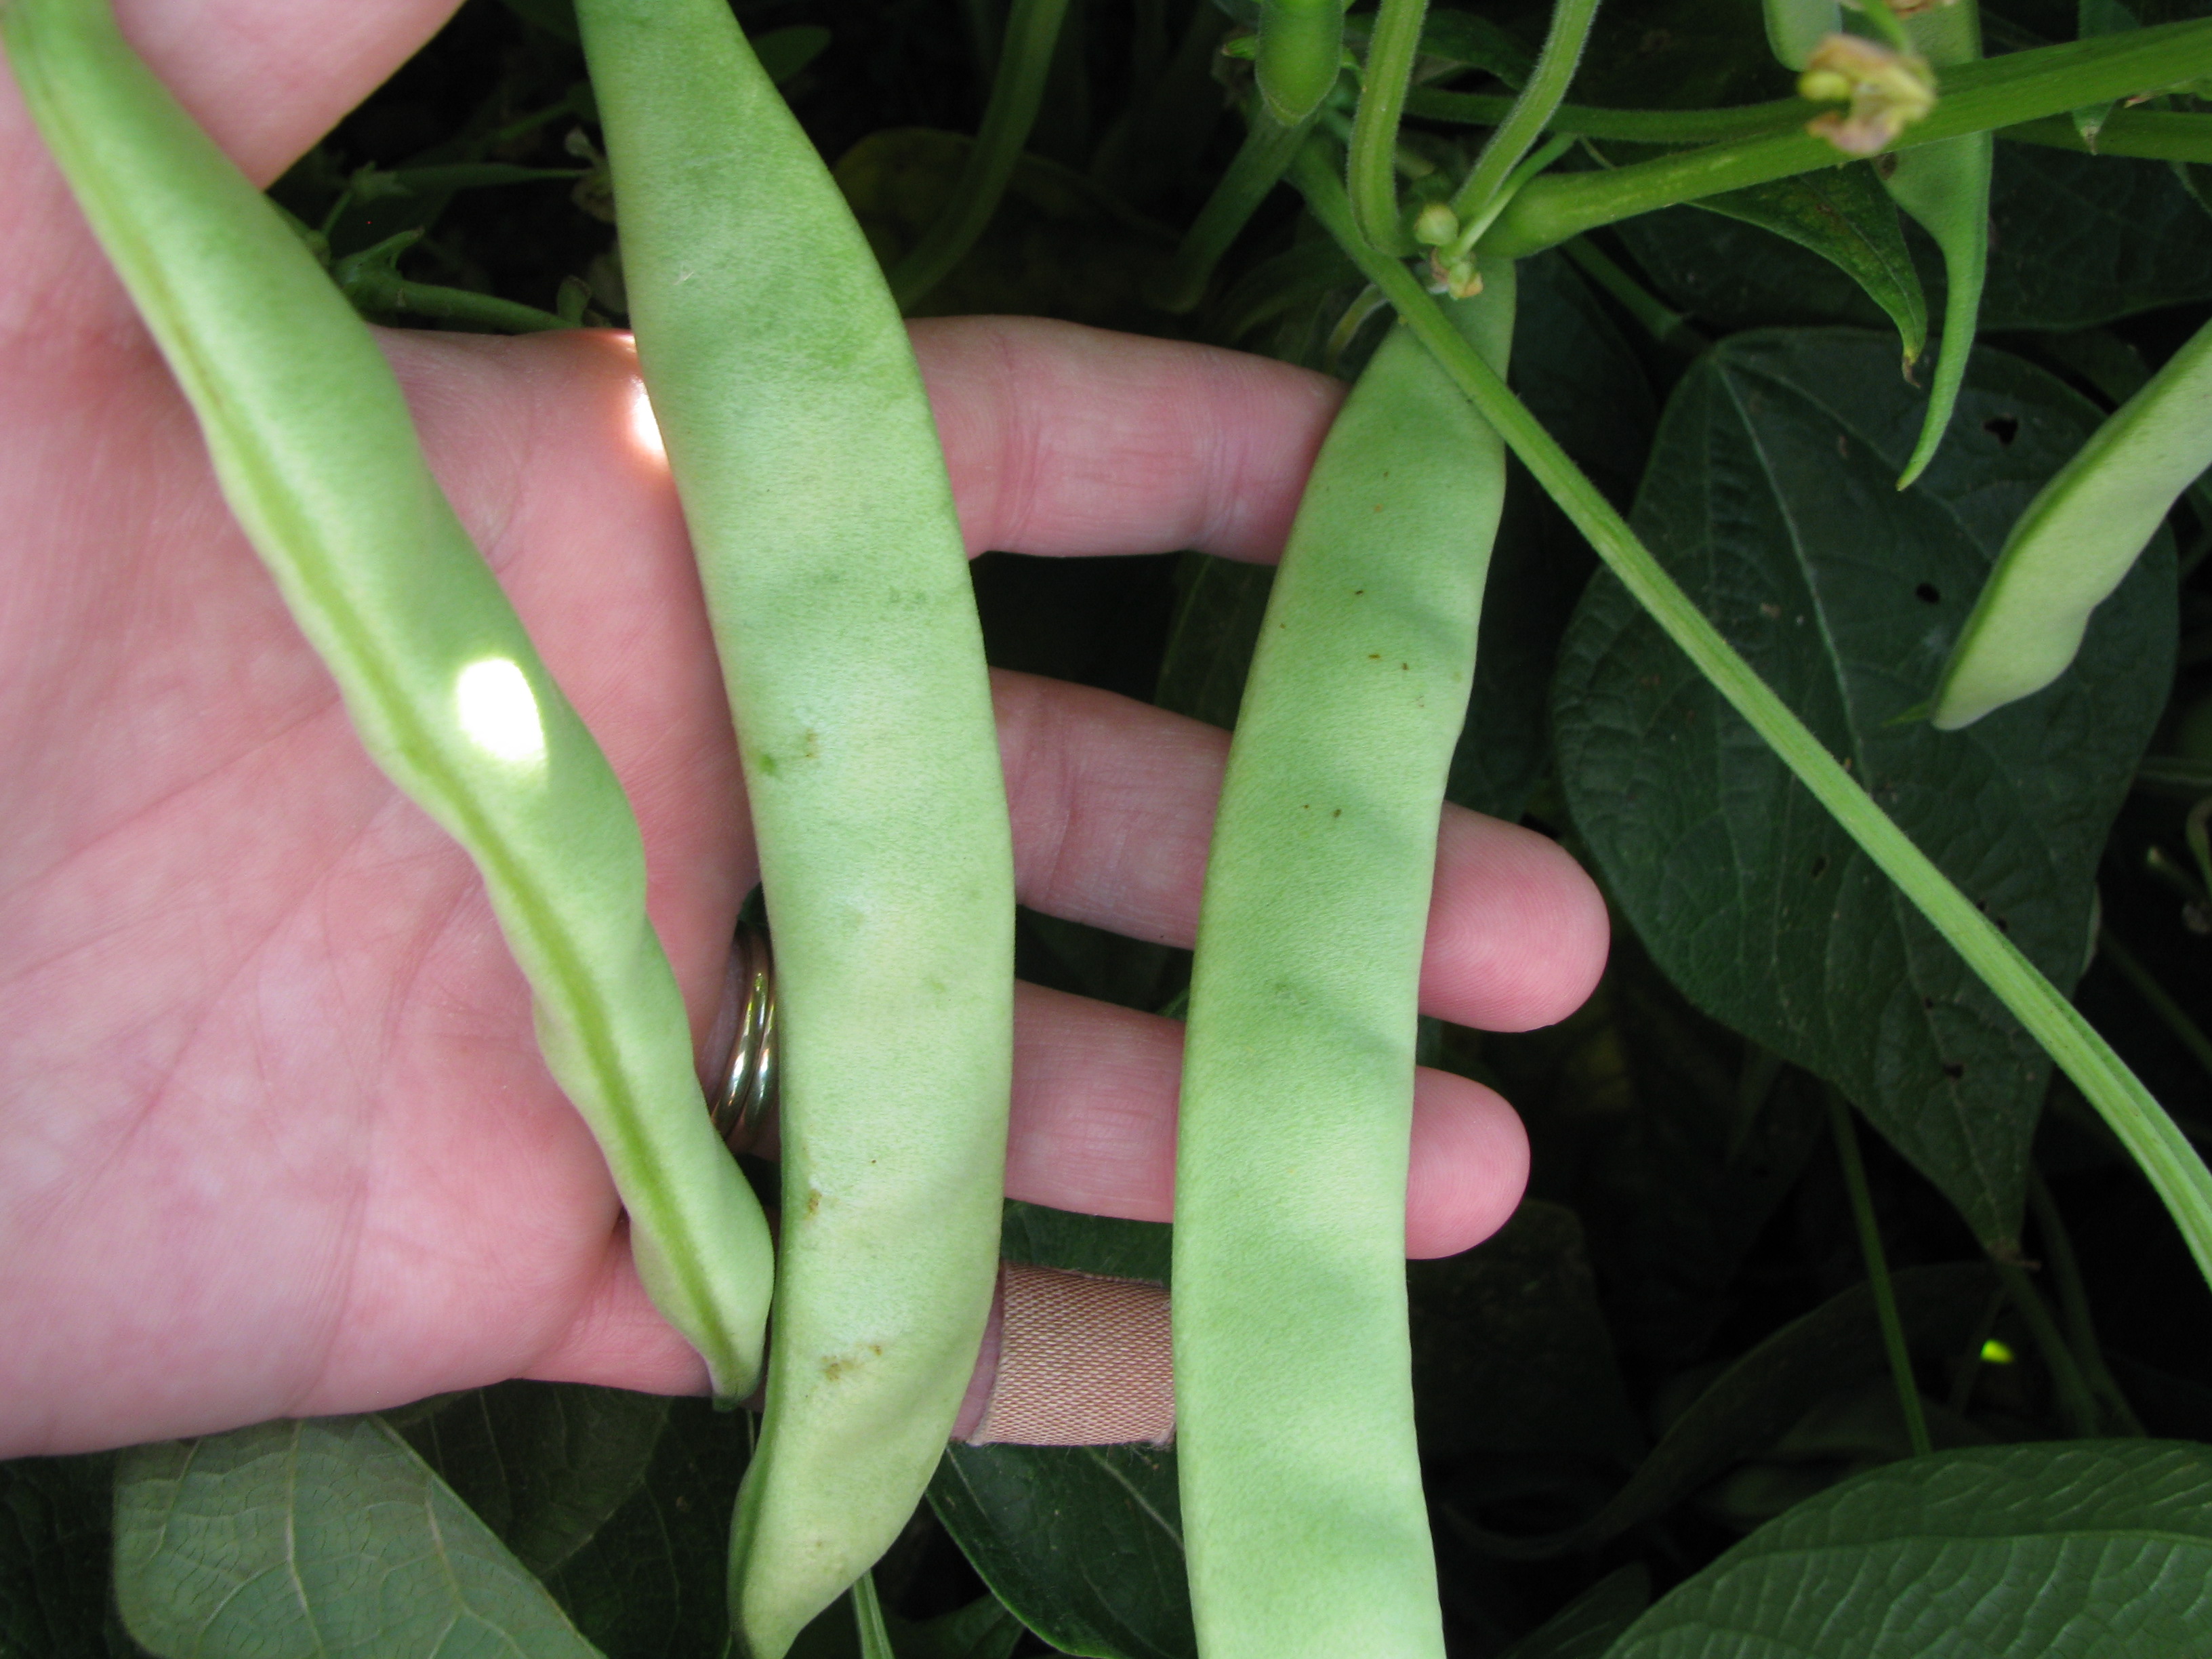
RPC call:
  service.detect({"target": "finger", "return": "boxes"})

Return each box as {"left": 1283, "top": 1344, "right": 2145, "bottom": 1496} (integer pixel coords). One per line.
{"left": 114, "top": 0, "right": 459, "bottom": 185}
{"left": 1004, "top": 983, "right": 1527, "bottom": 1260}
{"left": 528, "top": 979, "right": 1533, "bottom": 1395}
{"left": 913, "top": 315, "right": 1345, "bottom": 565}
{"left": 996, "top": 670, "right": 1610, "bottom": 1033}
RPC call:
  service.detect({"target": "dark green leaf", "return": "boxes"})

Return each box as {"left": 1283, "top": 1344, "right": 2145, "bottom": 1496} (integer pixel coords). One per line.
{"left": 1409, "top": 1201, "right": 1641, "bottom": 1466}
{"left": 930, "top": 1442, "right": 1191, "bottom": 1659}
{"left": 834, "top": 131, "right": 1174, "bottom": 330}
{"left": 1454, "top": 1263, "right": 1996, "bottom": 1557}
{"left": 1616, "top": 146, "right": 2212, "bottom": 335}
{"left": 790, "top": 1591, "right": 1026, "bottom": 1659}
{"left": 1607, "top": 1441, "right": 2212, "bottom": 1656}
{"left": 1496, "top": 1565, "right": 1650, "bottom": 1659}
{"left": 1, "top": 1456, "right": 117, "bottom": 1659}
{"left": 112, "top": 1417, "right": 602, "bottom": 1658}
{"left": 537, "top": 1397, "right": 755, "bottom": 1659}
{"left": 1693, "top": 167, "right": 1926, "bottom": 365}
{"left": 398, "top": 1382, "right": 670, "bottom": 1578}
{"left": 1564, "top": 963, "right": 1828, "bottom": 1373}
{"left": 1000, "top": 1202, "right": 1172, "bottom": 1285}
{"left": 1553, "top": 331, "right": 2175, "bottom": 1243}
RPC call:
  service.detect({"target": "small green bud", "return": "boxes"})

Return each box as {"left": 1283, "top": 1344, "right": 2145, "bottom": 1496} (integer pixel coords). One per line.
{"left": 1412, "top": 203, "right": 1460, "bottom": 247}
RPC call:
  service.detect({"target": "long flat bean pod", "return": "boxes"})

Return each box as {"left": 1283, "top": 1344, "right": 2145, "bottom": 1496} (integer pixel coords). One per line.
{"left": 1, "top": 0, "right": 774, "bottom": 1398}
{"left": 570, "top": 5, "right": 1016, "bottom": 1656}
{"left": 1932, "top": 312, "right": 2212, "bottom": 728}
{"left": 1173, "top": 272, "right": 1516, "bottom": 1659}
{"left": 1880, "top": 0, "right": 1990, "bottom": 489}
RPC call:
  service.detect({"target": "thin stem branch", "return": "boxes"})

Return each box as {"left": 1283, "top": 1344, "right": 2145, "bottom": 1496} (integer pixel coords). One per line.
{"left": 1559, "top": 237, "right": 1702, "bottom": 353}
{"left": 338, "top": 268, "right": 573, "bottom": 332}
{"left": 2027, "top": 1170, "right": 2146, "bottom": 1435}
{"left": 1347, "top": 0, "right": 1429, "bottom": 252}
{"left": 1408, "top": 87, "right": 1807, "bottom": 144}
{"left": 1484, "top": 20, "right": 2212, "bottom": 255}
{"left": 1994, "top": 1258, "right": 2103, "bottom": 1438}
{"left": 2100, "top": 926, "right": 2212, "bottom": 1085}
{"left": 1946, "top": 1288, "right": 2007, "bottom": 1416}
{"left": 1449, "top": 0, "right": 1600, "bottom": 231}
{"left": 1827, "top": 1090, "right": 1933, "bottom": 1456}
{"left": 851, "top": 1571, "right": 896, "bottom": 1659}
{"left": 1290, "top": 140, "right": 2212, "bottom": 1301}
{"left": 891, "top": 0, "right": 1071, "bottom": 308}
{"left": 1150, "top": 104, "right": 1315, "bottom": 313}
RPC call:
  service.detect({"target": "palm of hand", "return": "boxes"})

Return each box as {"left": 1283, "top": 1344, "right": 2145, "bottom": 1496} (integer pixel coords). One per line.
{"left": 0, "top": 0, "right": 1603, "bottom": 1459}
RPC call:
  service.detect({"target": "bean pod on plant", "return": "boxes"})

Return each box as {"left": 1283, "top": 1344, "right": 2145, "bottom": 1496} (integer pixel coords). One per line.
{"left": 1174, "top": 256, "right": 1517, "bottom": 1659}
{"left": 1, "top": 0, "right": 775, "bottom": 1401}
{"left": 572, "top": 3, "right": 1017, "bottom": 1656}
{"left": 1932, "top": 311, "right": 2212, "bottom": 728}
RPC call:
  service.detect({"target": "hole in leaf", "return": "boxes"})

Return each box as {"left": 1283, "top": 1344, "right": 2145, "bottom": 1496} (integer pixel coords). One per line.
{"left": 1914, "top": 582, "right": 1941, "bottom": 604}
{"left": 1942, "top": 1061, "right": 1966, "bottom": 1080}
{"left": 1983, "top": 415, "right": 2020, "bottom": 445}
{"left": 1810, "top": 855, "right": 1829, "bottom": 878}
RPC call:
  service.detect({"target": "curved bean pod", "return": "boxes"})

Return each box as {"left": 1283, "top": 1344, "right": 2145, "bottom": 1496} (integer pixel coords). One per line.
{"left": 571, "top": 4, "right": 1015, "bottom": 1655}
{"left": 1173, "top": 270, "right": 1517, "bottom": 1659}
{"left": 1883, "top": 0, "right": 1990, "bottom": 490}
{"left": 1, "top": 0, "right": 774, "bottom": 1399}
{"left": 1256, "top": 0, "right": 1345, "bottom": 127}
{"left": 1932, "top": 312, "right": 2212, "bottom": 729}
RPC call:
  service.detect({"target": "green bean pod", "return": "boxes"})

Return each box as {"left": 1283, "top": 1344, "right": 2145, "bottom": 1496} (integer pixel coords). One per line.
{"left": 1763, "top": 0, "right": 1841, "bottom": 70}
{"left": 1256, "top": 0, "right": 1345, "bottom": 127}
{"left": 1172, "top": 270, "right": 1516, "bottom": 1659}
{"left": 570, "top": 4, "right": 1015, "bottom": 1655}
{"left": 1883, "top": 0, "right": 1990, "bottom": 490}
{"left": 1, "top": 0, "right": 774, "bottom": 1399}
{"left": 1932, "top": 312, "right": 2212, "bottom": 729}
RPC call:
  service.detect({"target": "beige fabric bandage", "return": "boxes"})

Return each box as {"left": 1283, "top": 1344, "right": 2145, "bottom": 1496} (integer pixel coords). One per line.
{"left": 962, "top": 1262, "right": 1174, "bottom": 1447}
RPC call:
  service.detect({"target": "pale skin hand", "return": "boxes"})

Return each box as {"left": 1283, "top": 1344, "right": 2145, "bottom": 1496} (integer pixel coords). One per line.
{"left": 0, "top": 0, "right": 1608, "bottom": 1460}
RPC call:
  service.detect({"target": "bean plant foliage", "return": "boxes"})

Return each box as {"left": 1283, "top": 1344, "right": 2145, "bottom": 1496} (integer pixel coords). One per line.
{"left": 6, "top": 0, "right": 2212, "bottom": 1655}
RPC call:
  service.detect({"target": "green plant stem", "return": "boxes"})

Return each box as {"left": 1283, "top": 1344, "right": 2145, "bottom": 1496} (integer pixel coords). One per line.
{"left": 1402, "top": 91, "right": 2212, "bottom": 163}
{"left": 890, "top": 0, "right": 1069, "bottom": 308}
{"left": 2005, "top": 109, "right": 2212, "bottom": 163}
{"left": 1290, "top": 140, "right": 2212, "bottom": 1302}
{"left": 2027, "top": 1170, "right": 2146, "bottom": 1435}
{"left": 1483, "top": 20, "right": 2212, "bottom": 256}
{"left": 851, "top": 1572, "right": 895, "bottom": 1659}
{"left": 1406, "top": 87, "right": 1807, "bottom": 144}
{"left": 2098, "top": 926, "right": 2212, "bottom": 1084}
{"left": 1994, "top": 1258, "right": 2103, "bottom": 1437}
{"left": 337, "top": 268, "right": 573, "bottom": 332}
{"left": 1347, "top": 0, "right": 1429, "bottom": 251}
{"left": 1448, "top": 0, "right": 1599, "bottom": 232}
{"left": 1559, "top": 235, "right": 1702, "bottom": 353}
{"left": 1826, "top": 1090, "right": 1933, "bottom": 1457}
{"left": 1151, "top": 104, "right": 1314, "bottom": 313}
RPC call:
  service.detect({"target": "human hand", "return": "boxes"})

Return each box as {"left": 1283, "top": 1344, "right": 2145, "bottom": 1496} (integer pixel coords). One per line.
{"left": 0, "top": 0, "right": 1607, "bottom": 1459}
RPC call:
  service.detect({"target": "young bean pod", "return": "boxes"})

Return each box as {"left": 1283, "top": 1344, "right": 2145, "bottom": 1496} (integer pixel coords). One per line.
{"left": 1173, "top": 262, "right": 1516, "bottom": 1659}
{"left": 1881, "top": 0, "right": 1991, "bottom": 490}
{"left": 1931, "top": 311, "right": 2212, "bottom": 728}
{"left": 1256, "top": 0, "right": 1346, "bottom": 127}
{"left": 1, "top": 0, "right": 775, "bottom": 1399}
{"left": 571, "top": 4, "right": 1016, "bottom": 1656}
